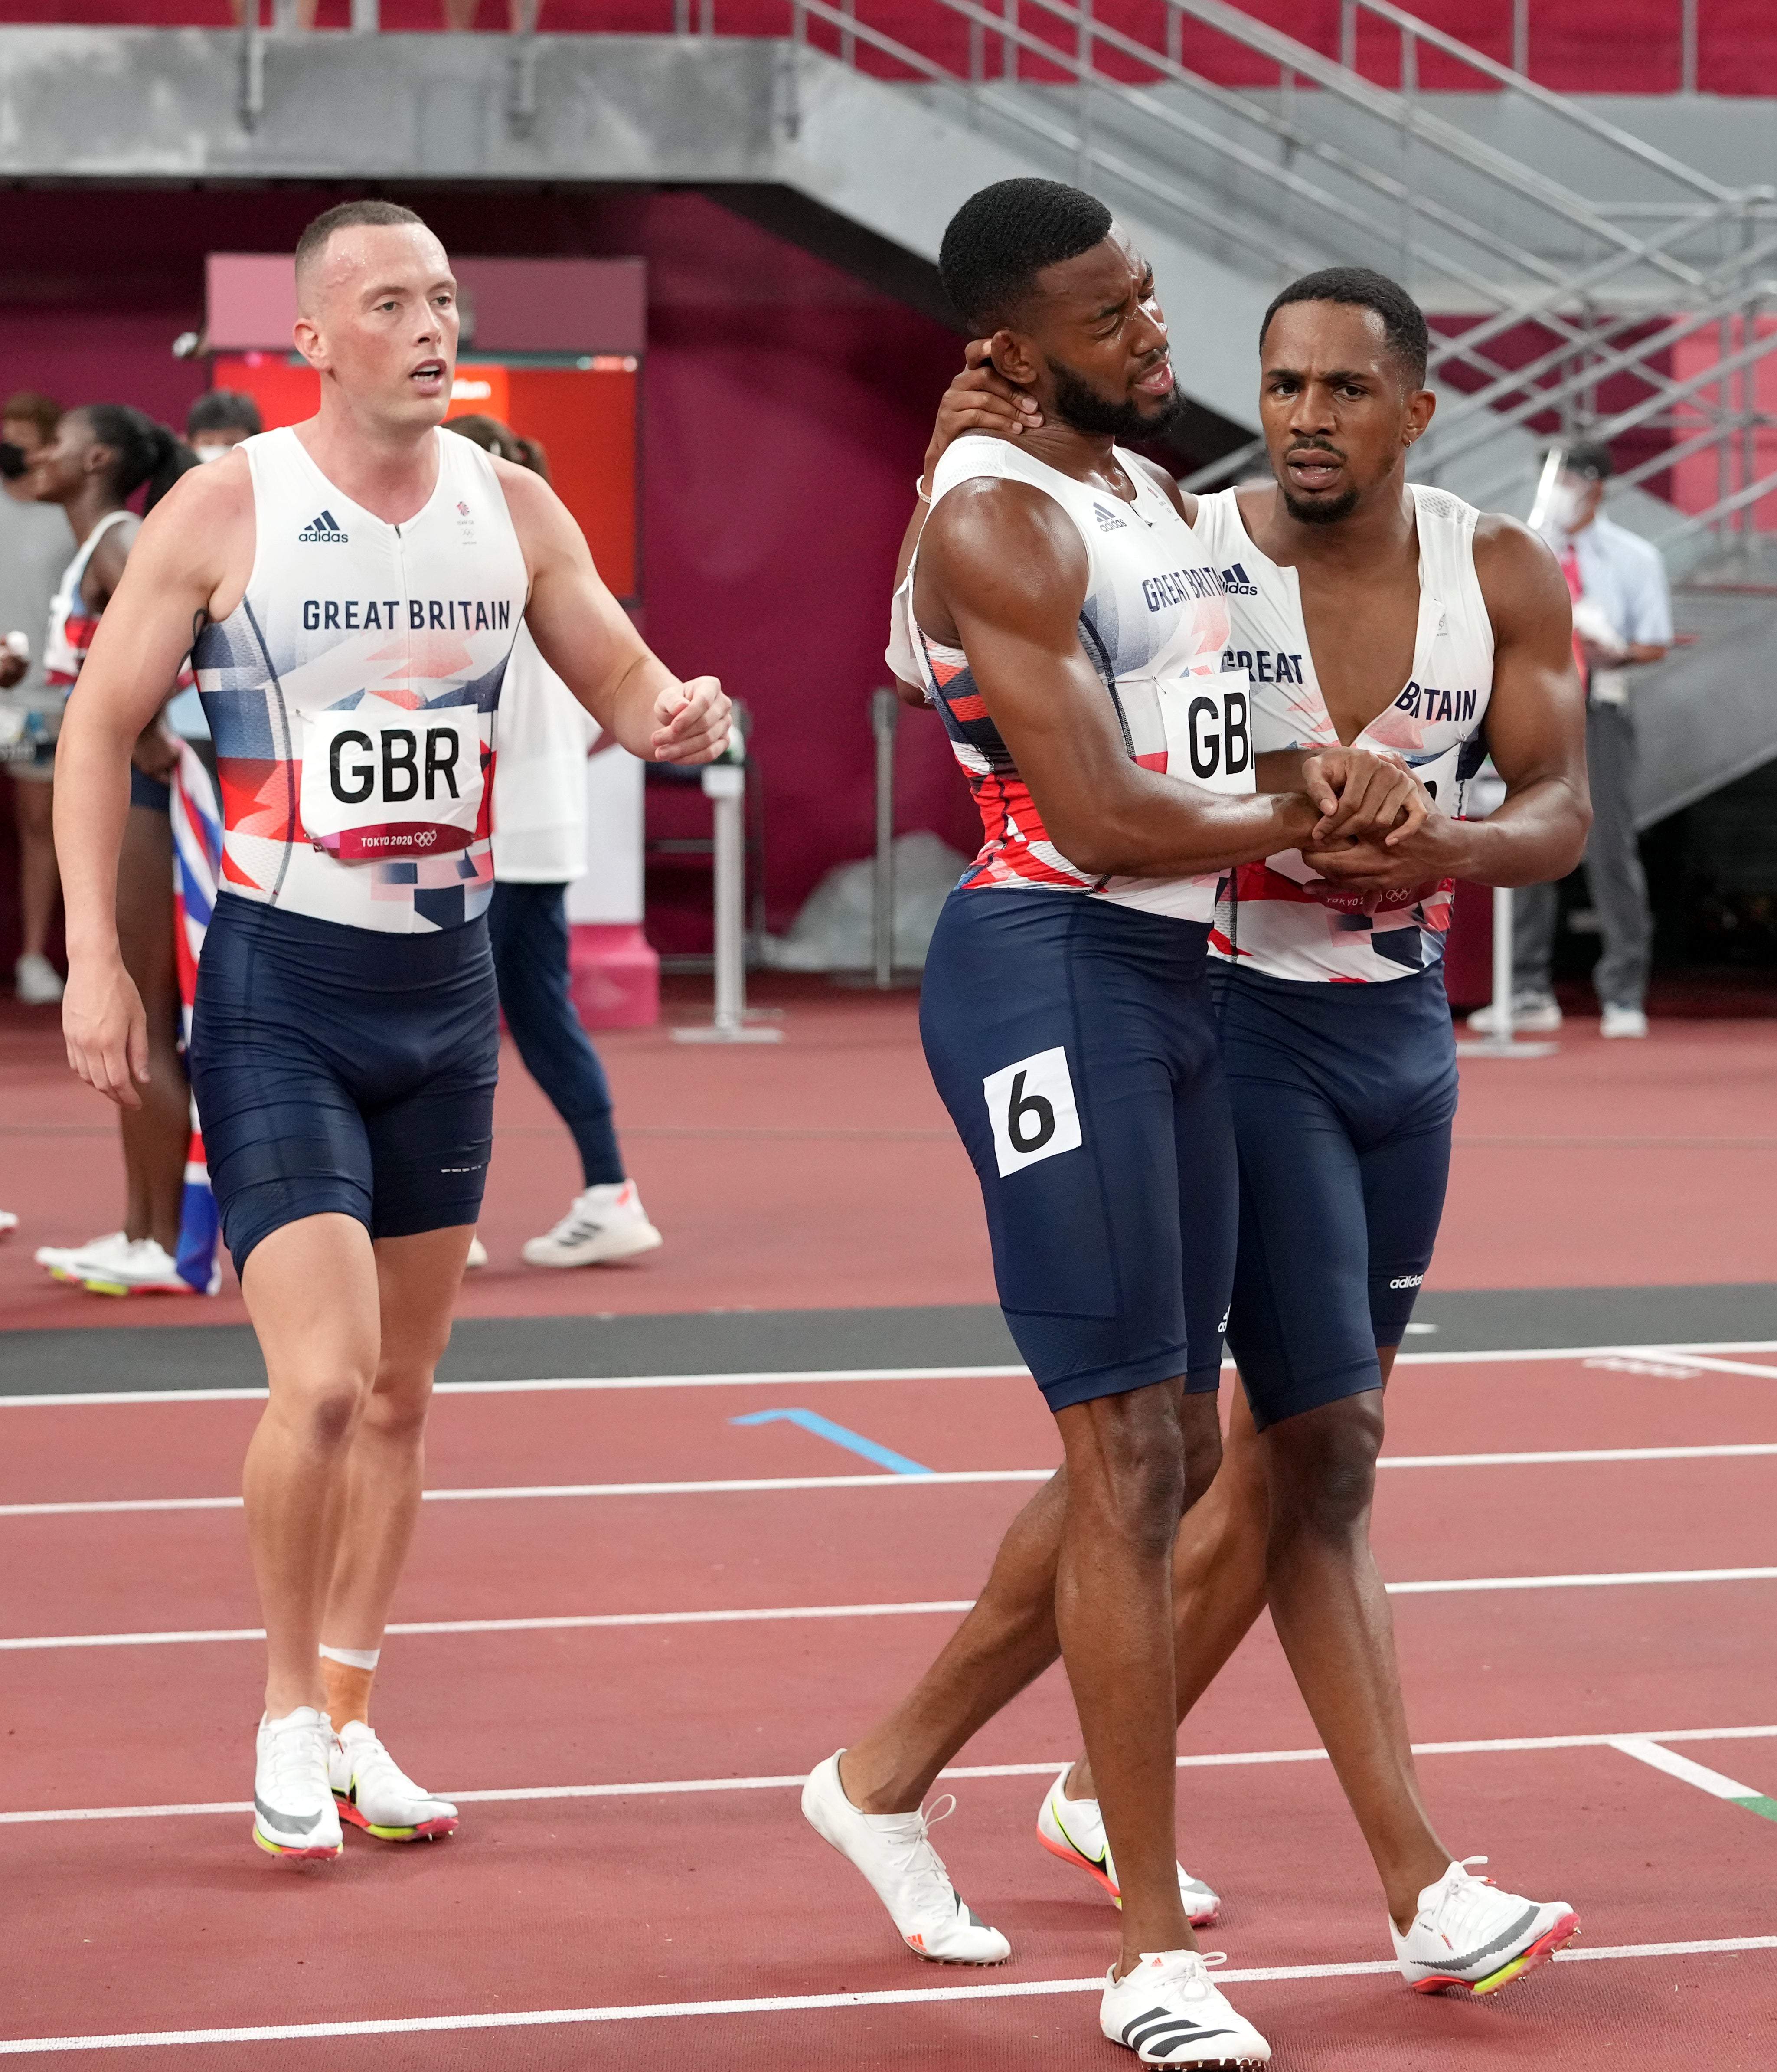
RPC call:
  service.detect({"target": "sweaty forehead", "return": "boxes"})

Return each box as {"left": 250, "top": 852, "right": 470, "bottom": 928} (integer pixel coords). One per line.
{"left": 1032, "top": 228, "right": 1147, "bottom": 321}
{"left": 302, "top": 226, "right": 452, "bottom": 309}
{"left": 1262, "top": 300, "right": 1400, "bottom": 378}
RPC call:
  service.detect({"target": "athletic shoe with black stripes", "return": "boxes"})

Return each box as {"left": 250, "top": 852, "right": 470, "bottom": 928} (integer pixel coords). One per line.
{"left": 329, "top": 1720, "right": 459, "bottom": 1842}
{"left": 252, "top": 1707, "right": 343, "bottom": 1861}
{"left": 1037, "top": 1766, "right": 1221, "bottom": 1925}
{"left": 801, "top": 1751, "right": 1011, "bottom": 1964}
{"left": 1100, "top": 1950, "right": 1270, "bottom": 2066}
{"left": 1391, "top": 1856, "right": 1578, "bottom": 1993}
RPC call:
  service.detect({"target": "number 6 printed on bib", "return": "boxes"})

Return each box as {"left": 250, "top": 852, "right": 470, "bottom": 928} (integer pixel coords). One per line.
{"left": 299, "top": 701, "right": 485, "bottom": 862}
{"left": 983, "top": 1046, "right": 1084, "bottom": 1178}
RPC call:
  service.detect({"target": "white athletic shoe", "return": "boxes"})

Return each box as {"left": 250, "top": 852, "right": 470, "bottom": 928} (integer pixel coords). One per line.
{"left": 1101, "top": 1950, "right": 1270, "bottom": 2066}
{"left": 1600, "top": 1004, "right": 1649, "bottom": 1040}
{"left": 1037, "top": 1767, "right": 1220, "bottom": 1925}
{"left": 1465, "top": 993, "right": 1562, "bottom": 1035}
{"left": 14, "top": 951, "right": 64, "bottom": 1005}
{"left": 520, "top": 1181, "right": 663, "bottom": 1269}
{"left": 36, "top": 1231, "right": 130, "bottom": 1279}
{"left": 463, "top": 1236, "right": 489, "bottom": 1269}
{"left": 72, "top": 1237, "right": 191, "bottom": 1296}
{"left": 0, "top": 1210, "right": 17, "bottom": 1238}
{"left": 1391, "top": 1856, "right": 1578, "bottom": 1994}
{"left": 801, "top": 1751, "right": 1010, "bottom": 1964}
{"left": 329, "top": 1719, "right": 458, "bottom": 1842}
{"left": 253, "top": 1707, "right": 343, "bottom": 1861}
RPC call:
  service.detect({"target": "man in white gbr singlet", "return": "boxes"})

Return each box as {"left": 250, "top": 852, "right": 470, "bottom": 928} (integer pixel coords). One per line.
{"left": 54, "top": 202, "right": 728, "bottom": 1866}
{"left": 800, "top": 182, "right": 1428, "bottom": 2072}
{"left": 893, "top": 269, "right": 1592, "bottom": 2007}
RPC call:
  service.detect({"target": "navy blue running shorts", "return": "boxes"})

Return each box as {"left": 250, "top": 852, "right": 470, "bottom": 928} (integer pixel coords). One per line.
{"left": 189, "top": 894, "right": 500, "bottom": 1273}
{"left": 920, "top": 888, "right": 1238, "bottom": 1415}
{"left": 1215, "top": 961, "right": 1458, "bottom": 1432}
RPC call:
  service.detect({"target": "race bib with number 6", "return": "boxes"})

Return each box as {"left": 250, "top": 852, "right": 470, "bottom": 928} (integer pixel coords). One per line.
{"left": 983, "top": 1046, "right": 1083, "bottom": 1179}
{"left": 299, "top": 702, "right": 485, "bottom": 862}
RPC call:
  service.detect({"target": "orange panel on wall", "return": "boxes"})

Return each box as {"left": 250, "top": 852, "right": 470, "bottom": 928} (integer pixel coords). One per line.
{"left": 210, "top": 353, "right": 641, "bottom": 602}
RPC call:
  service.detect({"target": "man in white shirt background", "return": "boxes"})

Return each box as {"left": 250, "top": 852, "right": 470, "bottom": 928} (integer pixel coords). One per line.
{"left": 446, "top": 415, "right": 663, "bottom": 1271}
{"left": 1475, "top": 440, "right": 1673, "bottom": 1039}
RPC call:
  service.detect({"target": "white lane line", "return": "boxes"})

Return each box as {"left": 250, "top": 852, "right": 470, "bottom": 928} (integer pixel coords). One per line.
{"left": 8, "top": 1441, "right": 1777, "bottom": 1519}
{"left": 6, "top": 1338, "right": 1777, "bottom": 1408}
{"left": 5, "top": 1565, "right": 1776, "bottom": 1654}
{"left": 6, "top": 1723, "right": 1775, "bottom": 1827}
{"left": 2, "top": 1938, "right": 1772, "bottom": 2054}
{"left": 1610, "top": 1736, "right": 1777, "bottom": 1813}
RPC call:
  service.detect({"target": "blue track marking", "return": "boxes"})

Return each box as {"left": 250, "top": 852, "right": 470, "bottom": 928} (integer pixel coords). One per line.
{"left": 730, "top": 1408, "right": 932, "bottom": 1476}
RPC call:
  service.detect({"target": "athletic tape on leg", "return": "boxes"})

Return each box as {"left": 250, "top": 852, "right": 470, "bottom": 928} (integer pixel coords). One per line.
{"left": 319, "top": 1643, "right": 381, "bottom": 1671}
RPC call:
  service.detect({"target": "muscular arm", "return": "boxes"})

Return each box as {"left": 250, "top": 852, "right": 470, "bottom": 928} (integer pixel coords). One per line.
{"left": 918, "top": 479, "right": 1316, "bottom": 878}
{"left": 54, "top": 464, "right": 242, "bottom": 1103}
{"left": 498, "top": 462, "right": 728, "bottom": 765}
{"left": 1301, "top": 517, "right": 1591, "bottom": 890}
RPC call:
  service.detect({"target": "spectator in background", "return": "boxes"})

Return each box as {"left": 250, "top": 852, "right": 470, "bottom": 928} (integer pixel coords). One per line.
{"left": 186, "top": 388, "right": 262, "bottom": 465}
{"left": 445, "top": 413, "right": 663, "bottom": 1271}
{"left": 1472, "top": 440, "right": 1673, "bottom": 1040}
{"left": 24, "top": 405, "right": 200, "bottom": 1294}
{"left": 0, "top": 391, "right": 76, "bottom": 1004}
{"left": 163, "top": 391, "right": 265, "bottom": 754}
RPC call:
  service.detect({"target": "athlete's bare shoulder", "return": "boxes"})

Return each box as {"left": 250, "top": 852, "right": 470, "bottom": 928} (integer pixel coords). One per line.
{"left": 480, "top": 450, "right": 581, "bottom": 573}
{"left": 922, "top": 474, "right": 1085, "bottom": 580}
{"left": 1471, "top": 511, "right": 1570, "bottom": 636}
{"left": 1128, "top": 452, "right": 1194, "bottom": 523}
{"left": 115, "top": 446, "right": 254, "bottom": 620}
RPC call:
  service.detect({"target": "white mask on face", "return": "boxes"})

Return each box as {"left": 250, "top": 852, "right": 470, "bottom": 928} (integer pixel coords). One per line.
{"left": 1538, "top": 477, "right": 1589, "bottom": 543}
{"left": 192, "top": 442, "right": 235, "bottom": 464}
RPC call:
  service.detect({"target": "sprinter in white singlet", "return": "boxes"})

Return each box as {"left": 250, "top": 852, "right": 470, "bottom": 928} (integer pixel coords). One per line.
{"left": 54, "top": 202, "right": 728, "bottom": 1868}
{"left": 800, "top": 183, "right": 1430, "bottom": 2072}
{"left": 879, "top": 268, "right": 1592, "bottom": 2013}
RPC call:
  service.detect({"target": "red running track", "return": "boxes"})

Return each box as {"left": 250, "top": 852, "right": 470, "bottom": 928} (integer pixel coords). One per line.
{"left": 2, "top": 1351, "right": 1775, "bottom": 2066}
{"left": 8, "top": 989, "right": 1777, "bottom": 1330}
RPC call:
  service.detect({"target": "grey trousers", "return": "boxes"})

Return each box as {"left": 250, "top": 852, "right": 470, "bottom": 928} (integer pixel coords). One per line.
{"left": 1514, "top": 700, "right": 1652, "bottom": 1010}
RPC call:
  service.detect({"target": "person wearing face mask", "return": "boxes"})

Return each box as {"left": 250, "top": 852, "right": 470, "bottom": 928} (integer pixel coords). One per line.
{"left": 1470, "top": 441, "right": 1672, "bottom": 1039}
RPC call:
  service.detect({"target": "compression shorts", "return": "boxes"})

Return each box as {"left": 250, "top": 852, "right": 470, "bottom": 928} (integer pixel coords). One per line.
{"left": 920, "top": 887, "right": 1238, "bottom": 1413}
{"left": 188, "top": 894, "right": 500, "bottom": 1272}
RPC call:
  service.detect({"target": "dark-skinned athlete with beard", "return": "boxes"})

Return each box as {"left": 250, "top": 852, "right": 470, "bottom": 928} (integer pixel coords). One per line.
{"left": 824, "top": 261, "right": 1591, "bottom": 2036}
{"left": 800, "top": 185, "right": 1446, "bottom": 2072}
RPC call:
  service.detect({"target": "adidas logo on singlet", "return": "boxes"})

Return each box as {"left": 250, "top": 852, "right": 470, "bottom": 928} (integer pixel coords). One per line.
{"left": 1092, "top": 501, "right": 1128, "bottom": 533}
{"left": 1220, "top": 561, "right": 1259, "bottom": 595}
{"left": 298, "top": 510, "right": 349, "bottom": 544}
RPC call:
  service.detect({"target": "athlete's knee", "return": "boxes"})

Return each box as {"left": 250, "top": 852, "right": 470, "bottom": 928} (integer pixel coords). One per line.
{"left": 1061, "top": 1388, "right": 1188, "bottom": 1556}
{"left": 363, "top": 1360, "right": 436, "bottom": 1443}
{"left": 1178, "top": 1392, "right": 1225, "bottom": 1512}
{"left": 269, "top": 1364, "right": 377, "bottom": 1452}
{"left": 1265, "top": 1390, "right": 1384, "bottom": 1541}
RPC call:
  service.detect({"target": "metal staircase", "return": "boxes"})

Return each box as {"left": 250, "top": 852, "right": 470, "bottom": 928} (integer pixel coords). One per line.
{"left": 0, "top": 0, "right": 1769, "bottom": 815}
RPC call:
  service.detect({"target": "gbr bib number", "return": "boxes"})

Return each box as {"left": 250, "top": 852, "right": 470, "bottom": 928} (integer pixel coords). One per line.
{"left": 299, "top": 704, "right": 485, "bottom": 862}
{"left": 1158, "top": 674, "right": 1253, "bottom": 796}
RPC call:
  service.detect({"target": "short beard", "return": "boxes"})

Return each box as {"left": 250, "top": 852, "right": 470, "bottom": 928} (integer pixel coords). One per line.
{"left": 1050, "top": 359, "right": 1185, "bottom": 445}
{"left": 1280, "top": 483, "right": 1360, "bottom": 526}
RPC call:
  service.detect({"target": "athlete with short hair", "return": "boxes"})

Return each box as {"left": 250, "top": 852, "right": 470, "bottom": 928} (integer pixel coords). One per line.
{"left": 55, "top": 199, "right": 728, "bottom": 1862}
{"left": 850, "top": 264, "right": 1591, "bottom": 2003}
{"left": 802, "top": 181, "right": 1429, "bottom": 2071}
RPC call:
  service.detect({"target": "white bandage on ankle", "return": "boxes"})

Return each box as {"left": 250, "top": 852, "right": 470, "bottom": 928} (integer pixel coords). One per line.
{"left": 319, "top": 1643, "right": 382, "bottom": 1671}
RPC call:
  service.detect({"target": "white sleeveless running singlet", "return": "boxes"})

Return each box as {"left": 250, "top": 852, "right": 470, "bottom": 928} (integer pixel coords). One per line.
{"left": 1192, "top": 482, "right": 1495, "bottom": 982}
{"left": 192, "top": 427, "right": 528, "bottom": 935}
{"left": 900, "top": 436, "right": 1252, "bottom": 926}
{"left": 42, "top": 509, "right": 133, "bottom": 693}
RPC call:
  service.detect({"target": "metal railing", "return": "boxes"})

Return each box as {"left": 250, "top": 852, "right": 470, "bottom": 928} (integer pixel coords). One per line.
{"left": 765, "top": 0, "right": 1777, "bottom": 551}
{"left": 225, "top": 0, "right": 1774, "bottom": 551}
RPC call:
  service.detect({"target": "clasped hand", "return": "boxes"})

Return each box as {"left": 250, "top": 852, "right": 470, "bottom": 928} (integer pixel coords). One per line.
{"left": 1297, "top": 748, "right": 1449, "bottom": 906}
